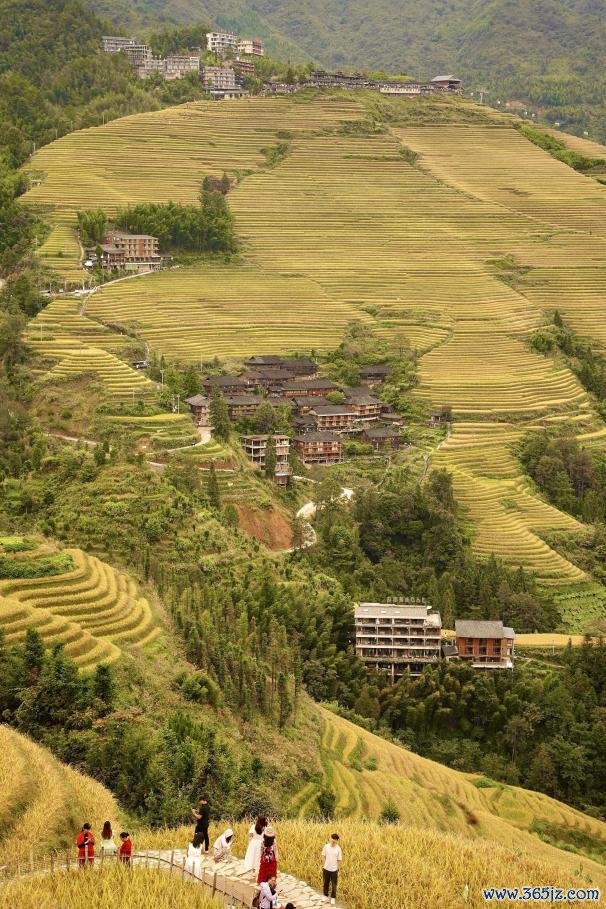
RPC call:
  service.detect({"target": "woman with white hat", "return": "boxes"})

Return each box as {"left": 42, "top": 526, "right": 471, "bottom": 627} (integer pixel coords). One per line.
{"left": 213, "top": 827, "right": 234, "bottom": 863}
{"left": 257, "top": 825, "right": 279, "bottom": 883}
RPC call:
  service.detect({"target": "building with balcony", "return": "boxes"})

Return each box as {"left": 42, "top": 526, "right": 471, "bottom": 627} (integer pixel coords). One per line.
{"left": 455, "top": 620, "right": 515, "bottom": 670}
{"left": 282, "top": 378, "right": 339, "bottom": 398}
{"left": 202, "top": 65, "right": 237, "bottom": 90}
{"left": 293, "top": 432, "right": 342, "bottom": 464}
{"left": 104, "top": 231, "right": 163, "bottom": 270}
{"left": 164, "top": 55, "right": 201, "bottom": 79}
{"left": 237, "top": 38, "right": 265, "bottom": 56}
{"left": 102, "top": 36, "right": 137, "bottom": 53}
{"left": 345, "top": 391, "right": 383, "bottom": 421}
{"left": 224, "top": 394, "right": 264, "bottom": 419}
{"left": 206, "top": 32, "right": 238, "bottom": 54}
{"left": 355, "top": 601, "right": 442, "bottom": 681}
{"left": 310, "top": 404, "right": 357, "bottom": 433}
{"left": 361, "top": 426, "right": 401, "bottom": 450}
{"left": 122, "top": 43, "right": 153, "bottom": 67}
{"left": 241, "top": 434, "right": 291, "bottom": 485}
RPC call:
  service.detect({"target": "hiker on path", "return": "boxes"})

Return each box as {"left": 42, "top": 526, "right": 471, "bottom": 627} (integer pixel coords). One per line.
{"left": 244, "top": 815, "right": 267, "bottom": 873}
{"left": 191, "top": 796, "right": 210, "bottom": 852}
{"left": 258, "top": 874, "right": 279, "bottom": 909}
{"left": 186, "top": 840, "right": 203, "bottom": 878}
{"left": 100, "top": 820, "right": 117, "bottom": 857}
{"left": 213, "top": 827, "right": 234, "bottom": 863}
{"left": 257, "top": 826, "right": 278, "bottom": 884}
{"left": 322, "top": 832, "right": 342, "bottom": 905}
{"left": 76, "top": 823, "right": 95, "bottom": 866}
{"left": 119, "top": 832, "right": 132, "bottom": 865}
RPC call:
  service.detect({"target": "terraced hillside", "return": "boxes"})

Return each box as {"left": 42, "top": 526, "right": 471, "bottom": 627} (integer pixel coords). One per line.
{"left": 286, "top": 707, "right": 606, "bottom": 891}
{"left": 20, "top": 95, "right": 606, "bottom": 610}
{"left": 0, "top": 725, "right": 119, "bottom": 863}
{"left": 0, "top": 542, "right": 159, "bottom": 669}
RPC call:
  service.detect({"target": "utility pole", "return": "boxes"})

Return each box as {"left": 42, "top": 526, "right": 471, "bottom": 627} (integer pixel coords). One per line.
{"left": 478, "top": 87, "right": 488, "bottom": 104}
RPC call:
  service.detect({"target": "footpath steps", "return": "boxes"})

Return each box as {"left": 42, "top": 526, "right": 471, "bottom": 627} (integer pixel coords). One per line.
{"left": 144, "top": 849, "right": 346, "bottom": 909}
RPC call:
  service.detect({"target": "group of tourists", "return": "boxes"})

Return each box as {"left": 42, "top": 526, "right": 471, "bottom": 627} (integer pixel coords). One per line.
{"left": 76, "top": 822, "right": 132, "bottom": 865}
{"left": 188, "top": 798, "right": 343, "bottom": 907}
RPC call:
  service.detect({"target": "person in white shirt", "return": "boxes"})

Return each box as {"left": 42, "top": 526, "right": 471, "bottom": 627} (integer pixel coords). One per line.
{"left": 258, "top": 874, "right": 279, "bottom": 908}
{"left": 321, "top": 832, "right": 342, "bottom": 904}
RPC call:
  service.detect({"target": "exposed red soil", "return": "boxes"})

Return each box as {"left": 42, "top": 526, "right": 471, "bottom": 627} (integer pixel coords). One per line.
{"left": 234, "top": 504, "right": 293, "bottom": 551}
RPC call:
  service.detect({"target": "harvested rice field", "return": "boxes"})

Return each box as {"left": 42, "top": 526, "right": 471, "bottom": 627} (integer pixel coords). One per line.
{"left": 0, "top": 544, "right": 159, "bottom": 669}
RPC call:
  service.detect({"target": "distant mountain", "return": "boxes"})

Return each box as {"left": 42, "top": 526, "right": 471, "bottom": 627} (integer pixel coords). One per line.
{"left": 86, "top": 0, "right": 606, "bottom": 141}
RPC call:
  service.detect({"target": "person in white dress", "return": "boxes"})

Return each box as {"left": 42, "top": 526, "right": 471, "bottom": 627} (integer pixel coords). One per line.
{"left": 243, "top": 815, "right": 267, "bottom": 873}
{"left": 100, "top": 821, "right": 118, "bottom": 858}
{"left": 185, "top": 840, "right": 203, "bottom": 878}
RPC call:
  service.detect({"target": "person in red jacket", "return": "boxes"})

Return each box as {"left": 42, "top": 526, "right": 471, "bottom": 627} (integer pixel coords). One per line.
{"left": 119, "top": 831, "right": 133, "bottom": 865}
{"left": 76, "top": 823, "right": 95, "bottom": 866}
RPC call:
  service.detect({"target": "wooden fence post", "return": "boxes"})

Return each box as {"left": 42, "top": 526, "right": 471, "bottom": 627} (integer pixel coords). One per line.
{"left": 211, "top": 870, "right": 217, "bottom": 896}
{"left": 50, "top": 852, "right": 55, "bottom": 874}
{"left": 182, "top": 857, "right": 186, "bottom": 880}
{"left": 145, "top": 850, "right": 149, "bottom": 869}
{"left": 169, "top": 850, "right": 175, "bottom": 876}
{"left": 66, "top": 847, "right": 71, "bottom": 871}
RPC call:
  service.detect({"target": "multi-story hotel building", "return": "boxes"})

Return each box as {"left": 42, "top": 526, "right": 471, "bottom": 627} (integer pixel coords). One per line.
{"left": 355, "top": 601, "right": 442, "bottom": 680}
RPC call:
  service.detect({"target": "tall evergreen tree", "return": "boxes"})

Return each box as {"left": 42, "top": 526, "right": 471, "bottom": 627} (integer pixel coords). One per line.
{"left": 209, "top": 387, "right": 231, "bottom": 441}
{"left": 207, "top": 463, "right": 221, "bottom": 509}
{"left": 265, "top": 434, "right": 277, "bottom": 479}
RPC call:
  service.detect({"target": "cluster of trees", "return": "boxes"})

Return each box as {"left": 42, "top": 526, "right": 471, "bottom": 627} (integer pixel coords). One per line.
{"left": 77, "top": 209, "right": 107, "bottom": 246}
{"left": 303, "top": 469, "right": 559, "bottom": 633}
{"left": 374, "top": 642, "right": 606, "bottom": 815}
{"left": 114, "top": 188, "right": 237, "bottom": 254}
{"left": 519, "top": 431, "right": 606, "bottom": 524}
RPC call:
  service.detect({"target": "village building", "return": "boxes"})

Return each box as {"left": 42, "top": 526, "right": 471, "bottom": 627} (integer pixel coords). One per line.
{"left": 355, "top": 601, "right": 442, "bottom": 681}
{"left": 184, "top": 394, "right": 210, "bottom": 426}
{"left": 379, "top": 82, "right": 423, "bottom": 96}
{"left": 224, "top": 394, "right": 264, "bottom": 419}
{"left": 431, "top": 74, "right": 463, "bottom": 93}
{"left": 201, "top": 66, "right": 248, "bottom": 99}
{"left": 245, "top": 355, "right": 283, "bottom": 367}
{"left": 282, "top": 378, "right": 339, "bottom": 398}
{"left": 137, "top": 57, "right": 166, "bottom": 78}
{"left": 283, "top": 358, "right": 318, "bottom": 378}
{"left": 232, "top": 59, "right": 256, "bottom": 78}
{"left": 345, "top": 391, "right": 383, "bottom": 421}
{"left": 310, "top": 404, "right": 357, "bottom": 433}
{"left": 361, "top": 426, "right": 401, "bottom": 451}
{"left": 293, "top": 413, "right": 317, "bottom": 433}
{"left": 206, "top": 32, "right": 238, "bottom": 54}
{"left": 88, "top": 243, "right": 125, "bottom": 269}
{"left": 455, "top": 620, "right": 515, "bottom": 670}
{"left": 428, "top": 406, "right": 452, "bottom": 428}
{"left": 237, "top": 38, "right": 265, "bottom": 56}
{"left": 121, "top": 43, "right": 153, "bottom": 67}
{"left": 244, "top": 367, "right": 297, "bottom": 390}
{"left": 293, "top": 432, "right": 342, "bottom": 465}
{"left": 102, "top": 36, "right": 137, "bottom": 53}
{"left": 359, "top": 364, "right": 391, "bottom": 384}
{"left": 164, "top": 55, "right": 201, "bottom": 79}
{"left": 203, "top": 375, "right": 250, "bottom": 395}
{"left": 291, "top": 396, "right": 329, "bottom": 414}
{"left": 103, "top": 231, "right": 163, "bottom": 271}
{"left": 241, "top": 434, "right": 291, "bottom": 485}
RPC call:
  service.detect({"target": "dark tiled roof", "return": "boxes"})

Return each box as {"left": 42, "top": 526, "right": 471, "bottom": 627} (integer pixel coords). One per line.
{"left": 294, "top": 431, "right": 341, "bottom": 443}
{"left": 360, "top": 364, "right": 391, "bottom": 376}
{"left": 224, "top": 394, "right": 264, "bottom": 405}
{"left": 204, "top": 375, "right": 248, "bottom": 387}
{"left": 362, "top": 426, "right": 399, "bottom": 438}
{"left": 312, "top": 405, "right": 355, "bottom": 415}
{"left": 455, "top": 620, "right": 514, "bottom": 639}
{"left": 185, "top": 394, "right": 209, "bottom": 406}
{"left": 283, "top": 379, "right": 339, "bottom": 391}
{"left": 244, "top": 356, "right": 283, "bottom": 365}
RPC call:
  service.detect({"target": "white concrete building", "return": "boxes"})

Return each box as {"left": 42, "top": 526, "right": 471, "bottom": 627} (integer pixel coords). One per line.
{"left": 355, "top": 601, "right": 442, "bottom": 681}
{"left": 206, "top": 32, "right": 238, "bottom": 54}
{"left": 237, "top": 38, "right": 265, "bottom": 56}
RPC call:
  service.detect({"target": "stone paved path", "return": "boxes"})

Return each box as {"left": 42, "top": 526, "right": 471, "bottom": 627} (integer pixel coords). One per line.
{"left": 143, "top": 849, "right": 346, "bottom": 909}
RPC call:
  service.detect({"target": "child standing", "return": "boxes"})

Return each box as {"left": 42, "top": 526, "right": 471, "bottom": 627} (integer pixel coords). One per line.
{"left": 119, "top": 831, "right": 132, "bottom": 865}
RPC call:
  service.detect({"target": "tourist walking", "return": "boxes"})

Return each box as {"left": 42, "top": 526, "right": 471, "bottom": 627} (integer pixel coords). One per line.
{"left": 100, "top": 820, "right": 117, "bottom": 858}
{"left": 119, "top": 831, "right": 132, "bottom": 865}
{"left": 258, "top": 874, "right": 279, "bottom": 909}
{"left": 191, "top": 796, "right": 210, "bottom": 852}
{"left": 257, "top": 826, "right": 278, "bottom": 884}
{"left": 76, "top": 823, "right": 95, "bottom": 866}
{"left": 185, "top": 840, "right": 203, "bottom": 878}
{"left": 213, "top": 827, "right": 234, "bottom": 862}
{"left": 244, "top": 815, "right": 267, "bottom": 873}
{"left": 322, "top": 832, "right": 342, "bottom": 905}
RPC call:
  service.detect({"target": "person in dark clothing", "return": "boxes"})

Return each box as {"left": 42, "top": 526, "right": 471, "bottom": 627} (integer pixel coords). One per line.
{"left": 191, "top": 796, "right": 210, "bottom": 852}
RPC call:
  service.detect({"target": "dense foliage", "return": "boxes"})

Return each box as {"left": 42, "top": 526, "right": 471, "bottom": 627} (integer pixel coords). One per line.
{"left": 114, "top": 192, "right": 238, "bottom": 254}
{"left": 520, "top": 126, "right": 605, "bottom": 173}
{"left": 377, "top": 642, "right": 606, "bottom": 815}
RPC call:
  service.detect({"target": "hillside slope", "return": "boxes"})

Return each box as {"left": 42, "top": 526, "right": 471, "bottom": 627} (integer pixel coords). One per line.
{"left": 19, "top": 94, "right": 606, "bottom": 617}
{"left": 85, "top": 0, "right": 606, "bottom": 140}
{"left": 0, "top": 725, "right": 120, "bottom": 862}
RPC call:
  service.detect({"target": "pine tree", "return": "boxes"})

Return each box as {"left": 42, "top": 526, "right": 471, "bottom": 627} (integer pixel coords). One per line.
{"left": 209, "top": 386, "right": 231, "bottom": 440}
{"left": 23, "top": 627, "right": 44, "bottom": 678}
{"left": 208, "top": 463, "right": 221, "bottom": 509}
{"left": 265, "top": 434, "right": 277, "bottom": 479}
{"left": 93, "top": 664, "right": 115, "bottom": 711}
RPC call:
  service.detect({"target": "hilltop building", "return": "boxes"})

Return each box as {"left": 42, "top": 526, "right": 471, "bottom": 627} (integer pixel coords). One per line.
{"left": 206, "top": 32, "right": 238, "bottom": 54}
{"left": 86, "top": 230, "right": 164, "bottom": 272}
{"left": 164, "top": 55, "right": 201, "bottom": 79}
{"left": 237, "top": 38, "right": 264, "bottom": 56}
{"left": 361, "top": 426, "right": 401, "bottom": 450}
{"left": 203, "top": 375, "right": 250, "bottom": 394}
{"left": 431, "top": 75, "right": 463, "bottom": 93}
{"left": 122, "top": 43, "right": 153, "bottom": 68}
{"left": 455, "top": 620, "right": 515, "bottom": 670}
{"left": 310, "top": 404, "right": 357, "bottom": 433}
{"left": 241, "top": 434, "right": 291, "bottom": 485}
{"left": 102, "top": 36, "right": 136, "bottom": 53}
{"left": 201, "top": 66, "right": 248, "bottom": 99}
{"left": 224, "top": 394, "right": 264, "bottom": 419}
{"left": 355, "top": 601, "right": 442, "bottom": 681}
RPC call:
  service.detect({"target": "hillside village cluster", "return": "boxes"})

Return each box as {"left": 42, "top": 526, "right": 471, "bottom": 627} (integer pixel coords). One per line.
{"left": 102, "top": 32, "right": 462, "bottom": 100}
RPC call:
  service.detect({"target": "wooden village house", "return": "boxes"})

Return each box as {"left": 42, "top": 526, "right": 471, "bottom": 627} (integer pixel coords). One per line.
{"left": 293, "top": 432, "right": 343, "bottom": 464}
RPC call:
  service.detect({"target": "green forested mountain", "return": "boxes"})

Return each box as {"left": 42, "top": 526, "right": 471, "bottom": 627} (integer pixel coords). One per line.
{"left": 85, "top": 0, "right": 606, "bottom": 140}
